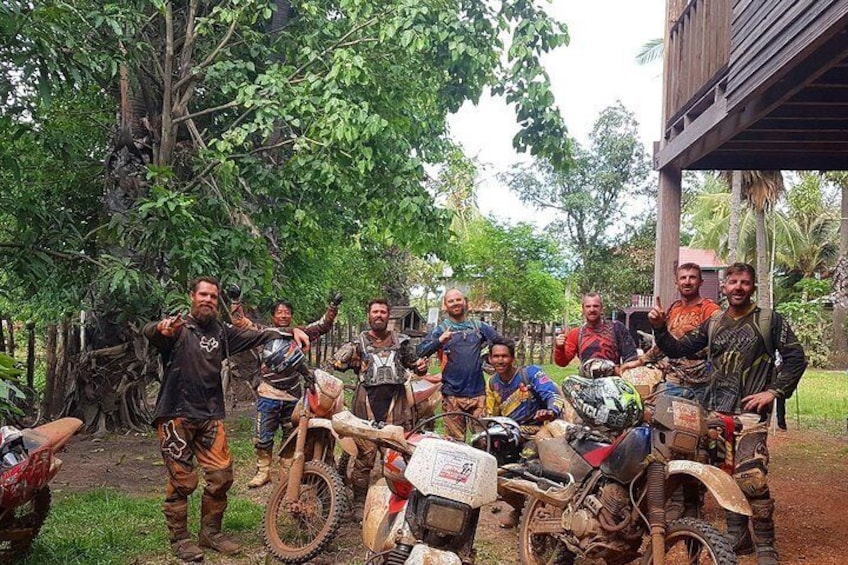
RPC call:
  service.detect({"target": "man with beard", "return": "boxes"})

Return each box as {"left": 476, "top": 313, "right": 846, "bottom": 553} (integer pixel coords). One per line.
{"left": 144, "top": 276, "right": 309, "bottom": 562}
{"left": 648, "top": 263, "right": 806, "bottom": 565}
{"left": 327, "top": 298, "right": 427, "bottom": 512}
{"left": 554, "top": 292, "right": 638, "bottom": 371}
{"left": 247, "top": 295, "right": 341, "bottom": 489}
{"left": 417, "top": 288, "right": 502, "bottom": 439}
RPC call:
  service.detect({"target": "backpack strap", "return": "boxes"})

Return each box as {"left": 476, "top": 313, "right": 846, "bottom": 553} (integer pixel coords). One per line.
{"left": 706, "top": 310, "right": 723, "bottom": 368}
{"left": 756, "top": 308, "right": 775, "bottom": 357}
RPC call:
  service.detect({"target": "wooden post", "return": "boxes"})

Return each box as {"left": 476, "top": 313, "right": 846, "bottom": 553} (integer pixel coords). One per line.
{"left": 43, "top": 324, "right": 58, "bottom": 418}
{"left": 538, "top": 323, "right": 546, "bottom": 365}
{"left": 26, "top": 321, "right": 35, "bottom": 390}
{"left": 653, "top": 165, "right": 682, "bottom": 308}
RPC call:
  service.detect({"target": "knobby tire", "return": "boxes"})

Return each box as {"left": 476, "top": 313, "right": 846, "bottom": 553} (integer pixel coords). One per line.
{"left": 263, "top": 459, "right": 345, "bottom": 563}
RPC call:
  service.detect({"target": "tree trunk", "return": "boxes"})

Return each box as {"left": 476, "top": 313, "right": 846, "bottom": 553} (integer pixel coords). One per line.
{"left": 7, "top": 318, "right": 14, "bottom": 358}
{"left": 755, "top": 209, "right": 770, "bottom": 309}
{"left": 26, "top": 322, "right": 35, "bottom": 390}
{"left": 832, "top": 183, "right": 848, "bottom": 359}
{"left": 0, "top": 316, "right": 5, "bottom": 353}
{"left": 728, "top": 171, "right": 743, "bottom": 263}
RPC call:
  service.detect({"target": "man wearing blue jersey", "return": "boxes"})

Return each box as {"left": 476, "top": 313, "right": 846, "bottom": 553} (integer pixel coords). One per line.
{"left": 485, "top": 337, "right": 565, "bottom": 528}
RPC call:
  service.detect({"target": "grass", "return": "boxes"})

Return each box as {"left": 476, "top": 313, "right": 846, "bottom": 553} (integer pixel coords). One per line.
{"left": 782, "top": 369, "right": 848, "bottom": 434}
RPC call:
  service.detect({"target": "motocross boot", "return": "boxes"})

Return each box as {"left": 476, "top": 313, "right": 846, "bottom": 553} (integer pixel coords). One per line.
{"left": 163, "top": 499, "right": 204, "bottom": 562}
{"left": 725, "top": 510, "right": 754, "bottom": 556}
{"left": 751, "top": 499, "right": 779, "bottom": 565}
{"left": 198, "top": 493, "right": 241, "bottom": 555}
{"left": 247, "top": 447, "right": 273, "bottom": 489}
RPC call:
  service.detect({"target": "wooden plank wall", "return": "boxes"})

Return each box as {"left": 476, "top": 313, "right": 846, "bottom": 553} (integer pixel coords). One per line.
{"left": 664, "top": 0, "right": 732, "bottom": 122}
{"left": 726, "top": 0, "right": 848, "bottom": 108}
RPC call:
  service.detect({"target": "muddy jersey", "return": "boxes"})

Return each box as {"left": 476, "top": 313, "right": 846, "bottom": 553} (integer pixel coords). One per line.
{"left": 144, "top": 317, "right": 291, "bottom": 422}
{"left": 655, "top": 306, "right": 807, "bottom": 414}
{"left": 554, "top": 320, "right": 638, "bottom": 367}
{"left": 661, "top": 299, "right": 721, "bottom": 385}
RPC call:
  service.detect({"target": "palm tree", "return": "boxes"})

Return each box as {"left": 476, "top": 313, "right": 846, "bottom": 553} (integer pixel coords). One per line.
{"left": 823, "top": 172, "right": 848, "bottom": 357}
{"left": 740, "top": 171, "right": 785, "bottom": 307}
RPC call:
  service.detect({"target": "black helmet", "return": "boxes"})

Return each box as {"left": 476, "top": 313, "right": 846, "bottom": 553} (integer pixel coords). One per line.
{"left": 580, "top": 358, "right": 616, "bottom": 379}
{"left": 471, "top": 417, "right": 523, "bottom": 466}
{"left": 561, "top": 376, "right": 643, "bottom": 431}
{"left": 261, "top": 338, "right": 306, "bottom": 377}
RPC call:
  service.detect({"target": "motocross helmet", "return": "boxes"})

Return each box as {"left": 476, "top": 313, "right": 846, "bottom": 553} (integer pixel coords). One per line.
{"left": 261, "top": 337, "right": 306, "bottom": 377}
{"left": 471, "top": 417, "right": 523, "bottom": 466}
{"left": 561, "top": 376, "right": 643, "bottom": 431}
{"left": 580, "top": 358, "right": 616, "bottom": 379}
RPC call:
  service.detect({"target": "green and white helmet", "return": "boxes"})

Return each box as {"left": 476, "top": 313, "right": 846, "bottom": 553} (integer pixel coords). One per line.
{"left": 562, "top": 376, "right": 643, "bottom": 431}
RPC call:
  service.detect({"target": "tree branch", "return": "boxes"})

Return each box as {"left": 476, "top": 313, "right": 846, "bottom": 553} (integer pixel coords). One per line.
{"left": 173, "top": 100, "right": 239, "bottom": 124}
{"left": 173, "top": 16, "right": 238, "bottom": 94}
{"left": 0, "top": 243, "right": 104, "bottom": 266}
{"left": 159, "top": 2, "right": 175, "bottom": 166}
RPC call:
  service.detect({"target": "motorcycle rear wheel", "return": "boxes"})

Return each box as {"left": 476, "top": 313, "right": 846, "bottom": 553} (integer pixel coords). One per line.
{"left": 263, "top": 459, "right": 345, "bottom": 563}
{"left": 0, "top": 486, "right": 51, "bottom": 560}
{"left": 641, "top": 517, "right": 737, "bottom": 565}
{"left": 518, "top": 496, "right": 575, "bottom": 565}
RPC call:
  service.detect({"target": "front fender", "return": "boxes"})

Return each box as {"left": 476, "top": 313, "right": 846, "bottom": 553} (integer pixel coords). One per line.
{"left": 306, "top": 417, "right": 357, "bottom": 456}
{"left": 406, "top": 544, "right": 462, "bottom": 565}
{"left": 666, "top": 460, "right": 751, "bottom": 516}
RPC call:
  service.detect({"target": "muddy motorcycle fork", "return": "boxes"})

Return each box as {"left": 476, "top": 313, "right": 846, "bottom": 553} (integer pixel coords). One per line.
{"left": 646, "top": 459, "right": 667, "bottom": 565}
{"left": 282, "top": 406, "right": 313, "bottom": 505}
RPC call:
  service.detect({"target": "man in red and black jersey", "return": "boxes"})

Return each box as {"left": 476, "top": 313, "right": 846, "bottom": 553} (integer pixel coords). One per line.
{"left": 553, "top": 292, "right": 638, "bottom": 371}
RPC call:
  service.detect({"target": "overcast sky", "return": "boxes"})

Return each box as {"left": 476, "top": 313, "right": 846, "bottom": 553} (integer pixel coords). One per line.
{"left": 448, "top": 0, "right": 665, "bottom": 225}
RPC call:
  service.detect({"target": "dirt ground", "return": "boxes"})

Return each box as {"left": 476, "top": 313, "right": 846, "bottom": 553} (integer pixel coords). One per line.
{"left": 53, "top": 414, "right": 848, "bottom": 565}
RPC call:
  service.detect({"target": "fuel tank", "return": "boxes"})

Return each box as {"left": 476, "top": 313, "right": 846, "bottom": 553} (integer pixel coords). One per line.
{"left": 535, "top": 437, "right": 593, "bottom": 483}
{"left": 599, "top": 426, "right": 651, "bottom": 484}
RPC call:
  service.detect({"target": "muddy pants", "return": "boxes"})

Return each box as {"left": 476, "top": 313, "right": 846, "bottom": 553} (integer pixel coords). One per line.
{"left": 157, "top": 418, "right": 234, "bottom": 509}
{"left": 441, "top": 394, "right": 485, "bottom": 440}
{"left": 733, "top": 414, "right": 775, "bottom": 550}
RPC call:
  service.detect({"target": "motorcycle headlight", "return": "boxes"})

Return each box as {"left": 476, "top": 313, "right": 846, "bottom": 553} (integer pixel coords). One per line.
{"left": 420, "top": 496, "right": 469, "bottom": 535}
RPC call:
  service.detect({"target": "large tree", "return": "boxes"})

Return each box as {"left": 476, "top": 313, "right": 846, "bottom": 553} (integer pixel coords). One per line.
{"left": 503, "top": 102, "right": 653, "bottom": 309}
{"left": 0, "top": 0, "right": 572, "bottom": 431}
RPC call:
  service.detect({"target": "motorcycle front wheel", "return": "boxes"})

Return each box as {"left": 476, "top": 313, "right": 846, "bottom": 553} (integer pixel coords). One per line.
{"left": 263, "top": 459, "right": 345, "bottom": 563}
{"left": 518, "top": 496, "right": 575, "bottom": 565}
{"left": 641, "top": 517, "right": 737, "bottom": 565}
{"left": 0, "top": 486, "right": 51, "bottom": 560}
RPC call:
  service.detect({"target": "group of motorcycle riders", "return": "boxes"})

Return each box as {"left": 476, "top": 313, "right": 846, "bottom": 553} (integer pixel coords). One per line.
{"left": 144, "top": 260, "right": 806, "bottom": 564}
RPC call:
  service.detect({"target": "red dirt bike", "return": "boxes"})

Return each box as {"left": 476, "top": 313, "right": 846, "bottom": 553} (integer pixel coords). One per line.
{"left": 0, "top": 417, "right": 83, "bottom": 560}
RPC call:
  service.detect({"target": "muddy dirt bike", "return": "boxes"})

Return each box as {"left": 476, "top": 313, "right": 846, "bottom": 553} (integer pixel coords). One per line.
{"left": 332, "top": 410, "right": 497, "bottom": 565}
{"left": 0, "top": 417, "right": 82, "bottom": 560}
{"left": 497, "top": 377, "right": 751, "bottom": 565}
{"left": 261, "top": 348, "right": 354, "bottom": 564}
{"left": 335, "top": 372, "right": 443, "bottom": 480}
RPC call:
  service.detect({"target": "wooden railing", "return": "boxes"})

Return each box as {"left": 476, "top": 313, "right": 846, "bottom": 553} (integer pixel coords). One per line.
{"left": 630, "top": 294, "right": 654, "bottom": 308}
{"left": 664, "top": 0, "right": 732, "bottom": 130}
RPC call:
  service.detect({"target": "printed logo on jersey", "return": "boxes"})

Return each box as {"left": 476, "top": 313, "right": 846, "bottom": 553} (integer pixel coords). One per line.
{"left": 199, "top": 335, "right": 220, "bottom": 353}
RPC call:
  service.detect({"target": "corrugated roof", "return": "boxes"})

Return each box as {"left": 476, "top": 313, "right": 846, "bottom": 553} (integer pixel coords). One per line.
{"left": 679, "top": 247, "right": 724, "bottom": 269}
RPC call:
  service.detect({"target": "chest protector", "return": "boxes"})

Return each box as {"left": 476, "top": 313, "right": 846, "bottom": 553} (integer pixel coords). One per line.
{"left": 360, "top": 333, "right": 408, "bottom": 387}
